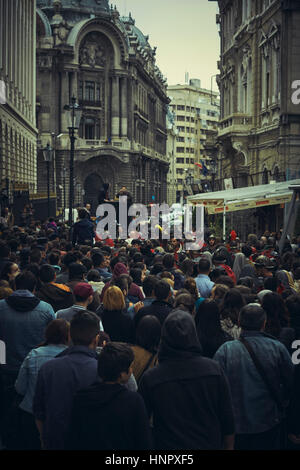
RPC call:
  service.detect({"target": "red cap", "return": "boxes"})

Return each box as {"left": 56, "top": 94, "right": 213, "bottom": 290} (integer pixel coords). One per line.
{"left": 73, "top": 282, "right": 94, "bottom": 299}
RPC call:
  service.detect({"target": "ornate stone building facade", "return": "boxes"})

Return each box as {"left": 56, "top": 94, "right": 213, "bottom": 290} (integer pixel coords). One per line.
{"left": 0, "top": 0, "right": 37, "bottom": 198}
{"left": 36, "top": 0, "right": 169, "bottom": 214}
{"left": 210, "top": 0, "right": 300, "bottom": 233}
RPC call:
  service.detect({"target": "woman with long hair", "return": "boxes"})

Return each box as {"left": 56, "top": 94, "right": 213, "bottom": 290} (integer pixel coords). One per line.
{"left": 261, "top": 292, "right": 295, "bottom": 351}
{"left": 220, "top": 288, "right": 246, "bottom": 339}
{"left": 195, "top": 300, "right": 232, "bottom": 358}
{"left": 131, "top": 315, "right": 161, "bottom": 383}
{"left": 1, "top": 261, "right": 20, "bottom": 290}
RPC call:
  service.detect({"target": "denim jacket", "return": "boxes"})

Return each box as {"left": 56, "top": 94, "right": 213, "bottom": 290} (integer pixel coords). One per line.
{"left": 213, "top": 331, "right": 294, "bottom": 434}
{"left": 15, "top": 344, "right": 67, "bottom": 414}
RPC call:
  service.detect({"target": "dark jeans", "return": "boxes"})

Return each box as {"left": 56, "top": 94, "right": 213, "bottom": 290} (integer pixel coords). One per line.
{"left": 0, "top": 367, "right": 20, "bottom": 449}
{"left": 235, "top": 424, "right": 282, "bottom": 450}
{"left": 18, "top": 409, "right": 41, "bottom": 450}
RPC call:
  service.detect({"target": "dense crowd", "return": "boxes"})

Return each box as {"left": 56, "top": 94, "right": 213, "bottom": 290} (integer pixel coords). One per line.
{"left": 0, "top": 207, "right": 300, "bottom": 450}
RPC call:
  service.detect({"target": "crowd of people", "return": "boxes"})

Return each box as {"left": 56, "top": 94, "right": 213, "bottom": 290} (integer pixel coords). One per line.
{"left": 0, "top": 208, "right": 300, "bottom": 451}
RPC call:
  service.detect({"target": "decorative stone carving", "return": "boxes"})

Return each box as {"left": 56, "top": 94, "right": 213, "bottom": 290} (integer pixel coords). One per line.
{"left": 58, "top": 25, "right": 69, "bottom": 41}
{"left": 79, "top": 33, "right": 108, "bottom": 67}
{"left": 38, "top": 55, "right": 53, "bottom": 68}
{"left": 220, "top": 62, "right": 235, "bottom": 85}
{"left": 242, "top": 45, "right": 252, "bottom": 71}
{"left": 232, "top": 141, "right": 243, "bottom": 153}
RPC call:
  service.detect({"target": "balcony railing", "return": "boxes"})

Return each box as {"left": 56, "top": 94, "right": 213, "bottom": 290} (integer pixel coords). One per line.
{"left": 79, "top": 99, "right": 101, "bottom": 107}
{"left": 218, "top": 113, "right": 253, "bottom": 136}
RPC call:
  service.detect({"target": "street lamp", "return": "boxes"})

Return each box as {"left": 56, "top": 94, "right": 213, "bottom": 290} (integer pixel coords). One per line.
{"left": 64, "top": 96, "right": 82, "bottom": 229}
{"left": 60, "top": 167, "right": 67, "bottom": 222}
{"left": 43, "top": 143, "right": 54, "bottom": 218}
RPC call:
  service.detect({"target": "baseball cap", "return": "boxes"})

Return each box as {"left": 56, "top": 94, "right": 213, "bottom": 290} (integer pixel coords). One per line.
{"left": 73, "top": 282, "right": 94, "bottom": 299}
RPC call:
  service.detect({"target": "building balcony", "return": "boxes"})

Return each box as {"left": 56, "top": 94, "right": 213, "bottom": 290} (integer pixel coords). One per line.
{"left": 218, "top": 113, "right": 253, "bottom": 137}
{"left": 78, "top": 99, "right": 102, "bottom": 108}
{"left": 76, "top": 138, "right": 131, "bottom": 151}
{"left": 132, "top": 141, "right": 169, "bottom": 163}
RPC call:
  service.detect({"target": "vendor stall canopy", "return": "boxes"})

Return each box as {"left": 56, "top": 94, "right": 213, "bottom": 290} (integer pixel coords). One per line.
{"left": 187, "top": 179, "right": 300, "bottom": 214}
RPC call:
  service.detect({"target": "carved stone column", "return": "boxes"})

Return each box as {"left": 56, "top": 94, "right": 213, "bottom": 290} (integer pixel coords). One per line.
{"left": 61, "top": 72, "right": 70, "bottom": 133}
{"left": 121, "top": 77, "right": 128, "bottom": 137}
{"left": 111, "top": 76, "right": 120, "bottom": 137}
{"left": 70, "top": 71, "right": 78, "bottom": 99}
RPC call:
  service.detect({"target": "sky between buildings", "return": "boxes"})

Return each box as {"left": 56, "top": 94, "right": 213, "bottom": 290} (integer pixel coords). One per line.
{"left": 114, "top": 0, "right": 220, "bottom": 91}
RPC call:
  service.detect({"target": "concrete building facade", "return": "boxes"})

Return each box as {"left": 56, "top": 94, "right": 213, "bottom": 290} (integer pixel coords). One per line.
{"left": 36, "top": 0, "right": 169, "bottom": 215}
{"left": 166, "top": 107, "right": 177, "bottom": 205}
{"left": 210, "top": 0, "right": 300, "bottom": 234}
{"left": 168, "top": 80, "right": 220, "bottom": 203}
{"left": 0, "top": 0, "right": 38, "bottom": 200}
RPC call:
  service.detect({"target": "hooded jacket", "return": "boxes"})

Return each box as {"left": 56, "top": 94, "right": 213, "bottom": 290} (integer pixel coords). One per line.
{"left": 0, "top": 291, "right": 55, "bottom": 370}
{"left": 37, "top": 283, "right": 74, "bottom": 313}
{"left": 72, "top": 218, "right": 94, "bottom": 246}
{"left": 100, "top": 263, "right": 144, "bottom": 302}
{"left": 139, "top": 310, "right": 235, "bottom": 450}
{"left": 66, "top": 382, "right": 152, "bottom": 450}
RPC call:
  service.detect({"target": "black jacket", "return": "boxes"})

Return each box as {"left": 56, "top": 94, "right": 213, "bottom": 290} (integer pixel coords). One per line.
{"left": 134, "top": 300, "right": 173, "bottom": 329}
{"left": 66, "top": 382, "right": 152, "bottom": 450}
{"left": 72, "top": 218, "right": 94, "bottom": 246}
{"left": 101, "top": 308, "right": 135, "bottom": 344}
{"left": 37, "top": 283, "right": 74, "bottom": 313}
{"left": 170, "top": 268, "right": 185, "bottom": 290}
{"left": 139, "top": 310, "right": 235, "bottom": 450}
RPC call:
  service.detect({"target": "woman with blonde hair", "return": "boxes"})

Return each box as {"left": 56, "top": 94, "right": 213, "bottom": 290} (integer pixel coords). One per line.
{"left": 101, "top": 286, "right": 135, "bottom": 343}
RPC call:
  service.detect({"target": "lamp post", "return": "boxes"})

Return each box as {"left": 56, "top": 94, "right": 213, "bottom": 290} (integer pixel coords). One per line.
{"left": 210, "top": 159, "right": 217, "bottom": 192}
{"left": 64, "top": 96, "right": 82, "bottom": 229}
{"left": 43, "top": 143, "right": 54, "bottom": 218}
{"left": 60, "top": 166, "right": 67, "bottom": 221}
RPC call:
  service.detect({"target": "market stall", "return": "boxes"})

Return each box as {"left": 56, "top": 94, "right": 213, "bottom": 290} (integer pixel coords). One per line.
{"left": 187, "top": 179, "right": 300, "bottom": 240}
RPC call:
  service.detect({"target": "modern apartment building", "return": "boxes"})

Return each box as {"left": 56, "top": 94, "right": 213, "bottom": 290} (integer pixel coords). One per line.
{"left": 168, "top": 80, "right": 220, "bottom": 202}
